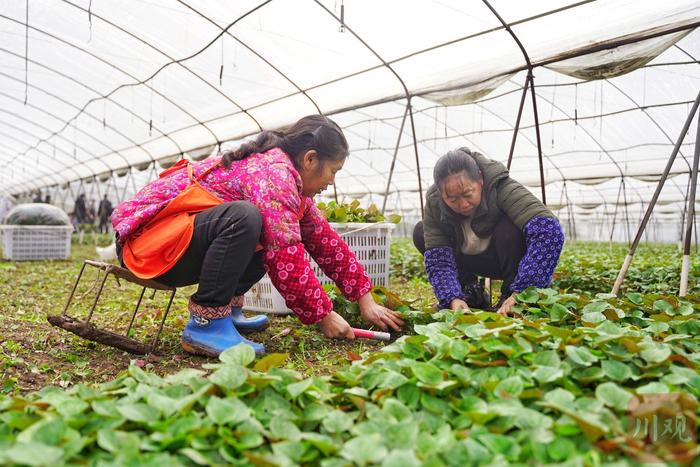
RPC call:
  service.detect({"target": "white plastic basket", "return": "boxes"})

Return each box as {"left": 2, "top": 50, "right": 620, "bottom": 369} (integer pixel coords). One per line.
{"left": 244, "top": 222, "right": 394, "bottom": 314}
{"left": 0, "top": 225, "right": 73, "bottom": 261}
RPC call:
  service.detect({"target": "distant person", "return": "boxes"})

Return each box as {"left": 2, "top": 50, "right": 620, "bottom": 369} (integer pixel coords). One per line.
{"left": 413, "top": 148, "right": 565, "bottom": 316}
{"left": 87, "top": 199, "right": 97, "bottom": 224}
{"left": 44, "top": 194, "right": 51, "bottom": 204}
{"left": 74, "top": 194, "right": 88, "bottom": 224}
{"left": 98, "top": 195, "right": 113, "bottom": 234}
{"left": 33, "top": 191, "right": 43, "bottom": 203}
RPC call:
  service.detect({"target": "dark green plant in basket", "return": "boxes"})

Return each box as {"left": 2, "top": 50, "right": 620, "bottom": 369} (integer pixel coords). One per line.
{"left": 317, "top": 200, "right": 401, "bottom": 224}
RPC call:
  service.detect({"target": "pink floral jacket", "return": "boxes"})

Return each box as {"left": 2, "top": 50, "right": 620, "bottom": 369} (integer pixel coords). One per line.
{"left": 112, "top": 148, "right": 371, "bottom": 324}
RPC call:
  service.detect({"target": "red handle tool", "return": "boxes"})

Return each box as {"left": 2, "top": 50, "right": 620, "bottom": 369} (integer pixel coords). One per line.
{"left": 352, "top": 328, "right": 391, "bottom": 342}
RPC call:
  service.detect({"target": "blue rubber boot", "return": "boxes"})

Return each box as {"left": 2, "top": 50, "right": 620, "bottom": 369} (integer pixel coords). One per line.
{"left": 231, "top": 306, "right": 269, "bottom": 333}
{"left": 181, "top": 314, "right": 265, "bottom": 357}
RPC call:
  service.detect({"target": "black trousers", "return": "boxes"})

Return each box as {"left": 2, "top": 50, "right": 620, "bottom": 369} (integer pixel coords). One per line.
{"left": 412, "top": 216, "right": 525, "bottom": 298}
{"left": 118, "top": 201, "right": 266, "bottom": 308}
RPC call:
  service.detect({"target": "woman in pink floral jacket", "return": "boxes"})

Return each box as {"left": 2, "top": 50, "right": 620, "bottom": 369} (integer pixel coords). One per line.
{"left": 112, "top": 115, "right": 403, "bottom": 356}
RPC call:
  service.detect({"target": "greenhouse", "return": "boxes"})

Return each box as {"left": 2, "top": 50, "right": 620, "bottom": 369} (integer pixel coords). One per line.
{"left": 1, "top": 0, "right": 700, "bottom": 465}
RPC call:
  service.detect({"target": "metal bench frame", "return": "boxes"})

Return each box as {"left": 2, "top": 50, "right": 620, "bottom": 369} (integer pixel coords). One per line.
{"left": 47, "top": 260, "right": 176, "bottom": 355}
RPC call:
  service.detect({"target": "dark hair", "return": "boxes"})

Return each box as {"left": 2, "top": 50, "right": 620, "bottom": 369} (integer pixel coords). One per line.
{"left": 433, "top": 147, "right": 481, "bottom": 186}
{"left": 222, "top": 115, "right": 349, "bottom": 169}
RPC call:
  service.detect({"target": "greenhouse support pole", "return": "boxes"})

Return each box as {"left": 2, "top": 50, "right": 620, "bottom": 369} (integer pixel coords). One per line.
{"left": 612, "top": 88, "right": 700, "bottom": 295}
{"left": 482, "top": 0, "right": 545, "bottom": 203}
{"left": 528, "top": 73, "right": 546, "bottom": 205}
{"left": 507, "top": 74, "right": 530, "bottom": 170}
{"left": 120, "top": 171, "right": 131, "bottom": 202}
{"left": 382, "top": 104, "right": 409, "bottom": 214}
{"left": 680, "top": 109, "right": 700, "bottom": 296}
{"left": 407, "top": 97, "right": 424, "bottom": 218}
{"left": 609, "top": 181, "right": 623, "bottom": 245}
{"left": 679, "top": 177, "right": 690, "bottom": 251}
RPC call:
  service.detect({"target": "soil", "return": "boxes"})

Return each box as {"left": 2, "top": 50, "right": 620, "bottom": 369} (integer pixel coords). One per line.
{"left": 0, "top": 243, "right": 390, "bottom": 394}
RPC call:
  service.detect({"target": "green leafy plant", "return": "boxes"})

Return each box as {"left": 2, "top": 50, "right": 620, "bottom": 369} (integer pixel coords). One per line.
{"left": 390, "top": 238, "right": 426, "bottom": 282}
{"left": 317, "top": 200, "right": 401, "bottom": 224}
{"left": 2, "top": 289, "right": 700, "bottom": 465}
{"left": 2, "top": 241, "right": 700, "bottom": 465}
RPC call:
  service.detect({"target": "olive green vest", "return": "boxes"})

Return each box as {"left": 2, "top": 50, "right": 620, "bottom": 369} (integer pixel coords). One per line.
{"left": 423, "top": 153, "right": 555, "bottom": 250}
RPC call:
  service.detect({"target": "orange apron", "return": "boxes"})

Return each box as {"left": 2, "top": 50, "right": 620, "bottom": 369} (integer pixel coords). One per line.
{"left": 123, "top": 160, "right": 223, "bottom": 279}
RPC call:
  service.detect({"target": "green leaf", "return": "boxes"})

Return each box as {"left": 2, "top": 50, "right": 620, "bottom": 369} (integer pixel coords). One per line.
{"left": 97, "top": 429, "right": 140, "bottom": 454}
{"left": 544, "top": 388, "right": 575, "bottom": 406}
{"left": 548, "top": 303, "right": 570, "bottom": 321}
{"left": 582, "top": 301, "right": 609, "bottom": 313}
{"left": 494, "top": 376, "right": 524, "bottom": 398}
{"left": 382, "top": 398, "right": 411, "bottom": 422}
{"left": 287, "top": 379, "right": 313, "bottom": 398}
{"left": 582, "top": 311, "right": 606, "bottom": 324}
{"left": 449, "top": 340, "right": 471, "bottom": 361}
{"left": 382, "top": 449, "right": 420, "bottom": 467}
{"left": 270, "top": 417, "right": 302, "bottom": 442}
{"left": 533, "top": 366, "right": 563, "bottom": 383}
{"left": 301, "top": 432, "right": 338, "bottom": 455}
{"left": 322, "top": 410, "right": 354, "bottom": 434}
{"left": 179, "top": 447, "right": 216, "bottom": 465}
{"left": 116, "top": 402, "right": 161, "bottom": 423}
{"left": 463, "top": 438, "right": 491, "bottom": 463}
{"left": 653, "top": 300, "right": 673, "bottom": 314}
{"left": 253, "top": 353, "right": 288, "bottom": 371}
{"left": 477, "top": 433, "right": 521, "bottom": 461}
{"left": 209, "top": 363, "right": 247, "bottom": 389}
{"left": 412, "top": 362, "right": 443, "bottom": 385}
{"left": 206, "top": 396, "right": 250, "bottom": 425}
{"left": 385, "top": 423, "right": 419, "bottom": 448}
{"left": 513, "top": 407, "right": 553, "bottom": 431}
{"left": 4, "top": 442, "right": 64, "bottom": 466}
{"left": 219, "top": 344, "right": 256, "bottom": 367}
{"left": 396, "top": 383, "right": 420, "bottom": 408}
{"left": 271, "top": 440, "right": 308, "bottom": 462}
{"left": 517, "top": 288, "right": 540, "bottom": 304}
{"left": 547, "top": 436, "right": 576, "bottom": 461}
{"left": 533, "top": 350, "right": 561, "bottom": 368}
{"left": 146, "top": 392, "right": 178, "bottom": 418}
{"left": 636, "top": 381, "right": 670, "bottom": 394}
{"left": 574, "top": 366, "right": 604, "bottom": 384}
{"left": 340, "top": 434, "right": 387, "bottom": 466}
{"left": 421, "top": 392, "right": 452, "bottom": 414}
{"left": 677, "top": 302, "right": 694, "bottom": 316}
{"left": 595, "top": 382, "right": 633, "bottom": 411}
{"left": 601, "top": 359, "right": 632, "bottom": 382}
{"left": 640, "top": 343, "right": 671, "bottom": 363}
{"left": 163, "top": 368, "right": 206, "bottom": 384}
{"left": 91, "top": 400, "right": 121, "bottom": 418}
{"left": 565, "top": 346, "right": 599, "bottom": 366}
{"left": 387, "top": 214, "right": 402, "bottom": 225}
{"left": 625, "top": 292, "right": 643, "bottom": 305}
{"left": 377, "top": 370, "right": 409, "bottom": 390}
{"left": 647, "top": 321, "right": 669, "bottom": 333}
{"left": 17, "top": 417, "right": 65, "bottom": 445}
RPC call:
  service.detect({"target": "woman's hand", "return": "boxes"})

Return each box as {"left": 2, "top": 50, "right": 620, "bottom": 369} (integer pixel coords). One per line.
{"left": 496, "top": 294, "right": 517, "bottom": 316}
{"left": 318, "top": 311, "right": 355, "bottom": 339}
{"left": 358, "top": 293, "right": 404, "bottom": 331}
{"left": 450, "top": 298, "right": 470, "bottom": 311}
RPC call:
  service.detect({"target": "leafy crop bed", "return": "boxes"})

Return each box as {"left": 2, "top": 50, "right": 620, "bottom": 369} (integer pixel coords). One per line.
{"left": 1, "top": 240, "right": 700, "bottom": 465}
